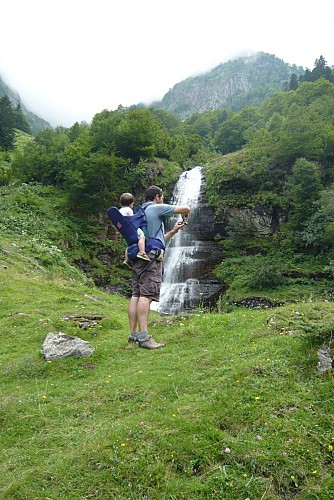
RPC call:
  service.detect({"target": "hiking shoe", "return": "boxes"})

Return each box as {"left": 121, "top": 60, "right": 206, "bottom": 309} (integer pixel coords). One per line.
{"left": 138, "top": 336, "right": 165, "bottom": 349}
{"left": 128, "top": 332, "right": 139, "bottom": 343}
{"left": 137, "top": 252, "right": 150, "bottom": 261}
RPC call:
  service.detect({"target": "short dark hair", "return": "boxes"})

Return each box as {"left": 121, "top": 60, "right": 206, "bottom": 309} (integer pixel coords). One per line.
{"left": 145, "top": 185, "right": 163, "bottom": 201}
{"left": 120, "top": 192, "right": 134, "bottom": 207}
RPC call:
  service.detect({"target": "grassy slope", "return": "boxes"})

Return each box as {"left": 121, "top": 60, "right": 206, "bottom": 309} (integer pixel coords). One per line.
{"left": 1, "top": 187, "right": 334, "bottom": 499}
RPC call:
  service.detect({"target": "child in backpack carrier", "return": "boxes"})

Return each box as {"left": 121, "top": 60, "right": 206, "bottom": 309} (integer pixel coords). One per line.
{"left": 119, "top": 193, "right": 150, "bottom": 266}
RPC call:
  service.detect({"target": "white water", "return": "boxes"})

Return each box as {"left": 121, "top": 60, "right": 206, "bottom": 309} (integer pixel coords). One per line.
{"left": 153, "top": 166, "right": 204, "bottom": 315}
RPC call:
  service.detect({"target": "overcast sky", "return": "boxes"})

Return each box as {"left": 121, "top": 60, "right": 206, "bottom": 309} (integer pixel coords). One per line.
{"left": 1, "top": 0, "right": 332, "bottom": 127}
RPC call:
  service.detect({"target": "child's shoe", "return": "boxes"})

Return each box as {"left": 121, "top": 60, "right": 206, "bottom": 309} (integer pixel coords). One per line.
{"left": 137, "top": 252, "right": 150, "bottom": 262}
{"left": 156, "top": 249, "right": 164, "bottom": 262}
{"left": 123, "top": 259, "right": 132, "bottom": 269}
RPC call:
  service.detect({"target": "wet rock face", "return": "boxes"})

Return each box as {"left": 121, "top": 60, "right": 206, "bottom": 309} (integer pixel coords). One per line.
{"left": 184, "top": 184, "right": 226, "bottom": 310}
{"left": 221, "top": 205, "right": 288, "bottom": 237}
{"left": 189, "top": 203, "right": 218, "bottom": 241}
{"left": 180, "top": 231, "right": 225, "bottom": 312}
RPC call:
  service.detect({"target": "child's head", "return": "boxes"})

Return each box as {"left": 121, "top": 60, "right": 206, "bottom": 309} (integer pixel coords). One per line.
{"left": 120, "top": 192, "right": 134, "bottom": 207}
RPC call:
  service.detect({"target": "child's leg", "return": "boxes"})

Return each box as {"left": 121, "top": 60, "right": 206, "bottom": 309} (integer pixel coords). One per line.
{"left": 138, "top": 236, "right": 146, "bottom": 254}
{"left": 137, "top": 236, "right": 150, "bottom": 261}
{"left": 123, "top": 248, "right": 132, "bottom": 269}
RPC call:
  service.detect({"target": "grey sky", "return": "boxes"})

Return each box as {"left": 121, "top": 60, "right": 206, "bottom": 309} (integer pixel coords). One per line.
{"left": 1, "top": 0, "right": 331, "bottom": 127}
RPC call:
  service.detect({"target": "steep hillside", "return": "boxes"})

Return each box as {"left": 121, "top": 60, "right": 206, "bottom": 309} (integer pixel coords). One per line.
{"left": 152, "top": 52, "right": 304, "bottom": 119}
{"left": 0, "top": 73, "right": 51, "bottom": 134}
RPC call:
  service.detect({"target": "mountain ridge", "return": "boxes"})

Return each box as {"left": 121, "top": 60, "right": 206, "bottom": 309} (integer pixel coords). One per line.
{"left": 0, "top": 73, "right": 51, "bottom": 134}
{"left": 1, "top": 52, "right": 306, "bottom": 130}
{"left": 151, "top": 52, "right": 305, "bottom": 119}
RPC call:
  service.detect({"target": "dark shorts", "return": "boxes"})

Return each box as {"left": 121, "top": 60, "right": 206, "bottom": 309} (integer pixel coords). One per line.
{"left": 131, "top": 258, "right": 163, "bottom": 302}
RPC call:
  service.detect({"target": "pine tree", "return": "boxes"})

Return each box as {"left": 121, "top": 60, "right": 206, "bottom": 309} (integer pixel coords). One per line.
{"left": 0, "top": 95, "right": 15, "bottom": 150}
{"left": 289, "top": 74, "right": 299, "bottom": 90}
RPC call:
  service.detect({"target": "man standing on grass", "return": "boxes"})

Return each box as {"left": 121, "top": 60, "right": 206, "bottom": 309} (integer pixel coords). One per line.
{"left": 128, "top": 185, "right": 190, "bottom": 349}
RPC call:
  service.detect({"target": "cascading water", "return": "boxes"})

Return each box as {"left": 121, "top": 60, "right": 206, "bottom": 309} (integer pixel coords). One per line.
{"left": 153, "top": 166, "right": 206, "bottom": 315}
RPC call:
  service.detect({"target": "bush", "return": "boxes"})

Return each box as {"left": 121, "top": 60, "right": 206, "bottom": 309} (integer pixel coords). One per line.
{"left": 248, "top": 263, "right": 285, "bottom": 289}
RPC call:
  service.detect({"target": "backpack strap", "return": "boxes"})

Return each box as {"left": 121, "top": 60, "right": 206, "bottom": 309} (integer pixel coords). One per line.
{"left": 141, "top": 202, "right": 162, "bottom": 237}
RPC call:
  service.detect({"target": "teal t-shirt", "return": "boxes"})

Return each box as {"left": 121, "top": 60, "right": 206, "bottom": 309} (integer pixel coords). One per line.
{"left": 144, "top": 203, "right": 176, "bottom": 245}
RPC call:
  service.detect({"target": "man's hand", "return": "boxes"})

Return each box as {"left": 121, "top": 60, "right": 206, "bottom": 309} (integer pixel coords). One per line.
{"left": 165, "top": 220, "right": 187, "bottom": 241}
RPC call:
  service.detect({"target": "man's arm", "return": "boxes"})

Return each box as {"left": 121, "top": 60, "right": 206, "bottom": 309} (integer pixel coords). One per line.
{"left": 173, "top": 205, "right": 190, "bottom": 217}
{"left": 165, "top": 221, "right": 187, "bottom": 242}
{"left": 174, "top": 204, "right": 190, "bottom": 224}
{"left": 165, "top": 204, "right": 191, "bottom": 241}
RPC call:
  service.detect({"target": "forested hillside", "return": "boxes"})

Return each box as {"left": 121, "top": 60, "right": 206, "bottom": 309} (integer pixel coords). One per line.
{"left": 1, "top": 56, "right": 334, "bottom": 304}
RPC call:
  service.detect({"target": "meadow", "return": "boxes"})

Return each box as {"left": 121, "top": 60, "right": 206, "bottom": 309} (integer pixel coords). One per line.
{"left": 1, "top": 183, "right": 334, "bottom": 499}
{"left": 1, "top": 239, "right": 334, "bottom": 499}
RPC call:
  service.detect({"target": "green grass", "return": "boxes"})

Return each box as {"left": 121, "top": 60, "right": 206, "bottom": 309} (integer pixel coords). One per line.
{"left": 1, "top": 246, "right": 334, "bottom": 498}
{"left": 1, "top": 183, "right": 334, "bottom": 498}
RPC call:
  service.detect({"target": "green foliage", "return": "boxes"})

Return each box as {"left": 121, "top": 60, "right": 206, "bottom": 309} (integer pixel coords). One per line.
{"left": 214, "top": 251, "right": 333, "bottom": 306}
{"left": 0, "top": 96, "right": 32, "bottom": 151}
{"left": 299, "top": 55, "right": 334, "bottom": 84}
{"left": 215, "top": 254, "right": 286, "bottom": 292}
{"left": 185, "top": 109, "right": 232, "bottom": 143}
{"left": 0, "top": 150, "right": 13, "bottom": 185}
{"left": 287, "top": 158, "right": 322, "bottom": 228}
{"left": 204, "top": 76, "right": 334, "bottom": 263}
{"left": 248, "top": 262, "right": 285, "bottom": 290}
{"left": 0, "top": 183, "right": 123, "bottom": 282}
{"left": 9, "top": 105, "right": 203, "bottom": 213}
{"left": 115, "top": 108, "right": 167, "bottom": 162}
{"left": 0, "top": 95, "right": 15, "bottom": 149}
{"left": 213, "top": 106, "right": 261, "bottom": 154}
{"left": 12, "top": 102, "right": 31, "bottom": 134}
{"left": 301, "top": 185, "right": 334, "bottom": 253}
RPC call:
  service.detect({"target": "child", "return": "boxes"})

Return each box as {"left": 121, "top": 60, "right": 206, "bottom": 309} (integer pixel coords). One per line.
{"left": 119, "top": 192, "right": 150, "bottom": 263}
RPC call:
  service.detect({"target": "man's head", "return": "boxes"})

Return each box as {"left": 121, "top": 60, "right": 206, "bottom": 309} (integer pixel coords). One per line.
{"left": 146, "top": 186, "right": 164, "bottom": 203}
{"left": 120, "top": 192, "right": 134, "bottom": 207}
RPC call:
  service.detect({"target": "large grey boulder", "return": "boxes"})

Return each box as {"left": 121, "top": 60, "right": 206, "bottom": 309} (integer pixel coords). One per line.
{"left": 318, "top": 347, "right": 332, "bottom": 374}
{"left": 41, "top": 332, "right": 94, "bottom": 361}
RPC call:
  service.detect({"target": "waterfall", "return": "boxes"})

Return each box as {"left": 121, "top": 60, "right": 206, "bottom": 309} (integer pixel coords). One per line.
{"left": 153, "top": 166, "right": 205, "bottom": 315}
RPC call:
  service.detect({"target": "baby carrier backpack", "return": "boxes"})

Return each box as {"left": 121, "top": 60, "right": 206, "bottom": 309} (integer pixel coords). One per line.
{"left": 107, "top": 203, "right": 165, "bottom": 260}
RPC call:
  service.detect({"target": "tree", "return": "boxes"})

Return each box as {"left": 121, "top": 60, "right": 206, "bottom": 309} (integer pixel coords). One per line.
{"left": 287, "top": 158, "right": 322, "bottom": 229}
{"left": 63, "top": 130, "right": 129, "bottom": 213}
{"left": 12, "top": 127, "right": 69, "bottom": 184}
{"left": 13, "top": 103, "right": 31, "bottom": 134}
{"left": 213, "top": 107, "right": 260, "bottom": 154}
{"left": 301, "top": 185, "right": 334, "bottom": 253}
{"left": 115, "top": 109, "right": 167, "bottom": 163}
{"left": 0, "top": 96, "right": 15, "bottom": 150}
{"left": 289, "top": 74, "right": 299, "bottom": 91}
{"left": 300, "top": 56, "right": 334, "bottom": 84}
{"left": 90, "top": 108, "right": 124, "bottom": 154}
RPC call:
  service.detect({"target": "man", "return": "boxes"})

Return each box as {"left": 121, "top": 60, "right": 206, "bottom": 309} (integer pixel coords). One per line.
{"left": 128, "top": 185, "right": 190, "bottom": 349}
